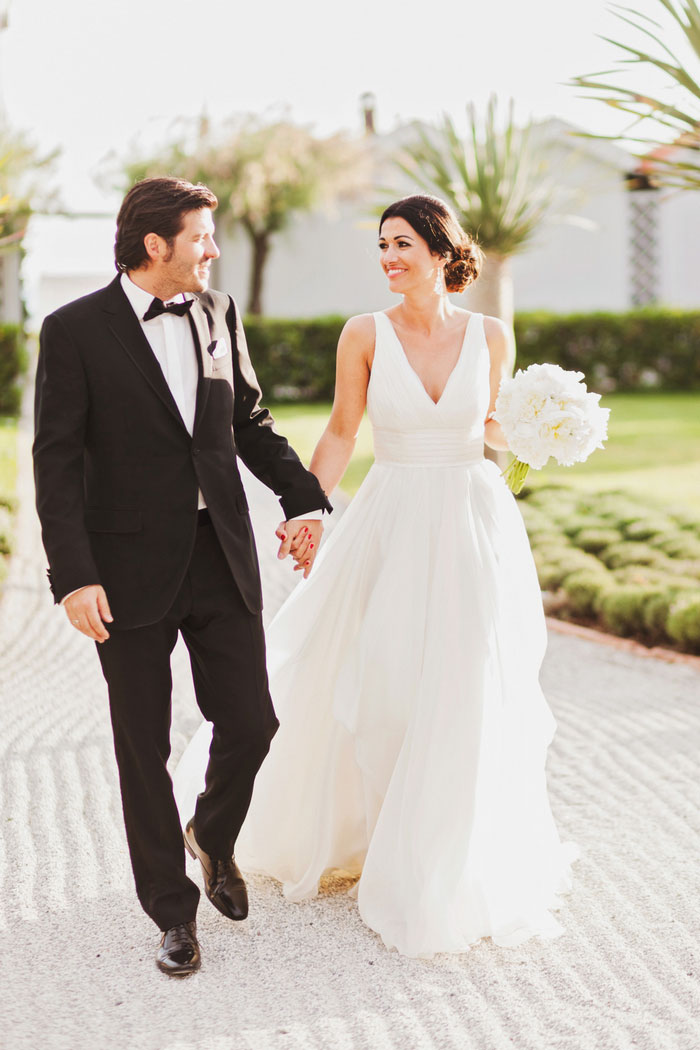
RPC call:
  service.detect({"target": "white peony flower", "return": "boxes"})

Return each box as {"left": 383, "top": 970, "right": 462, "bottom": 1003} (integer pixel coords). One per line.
{"left": 493, "top": 363, "right": 610, "bottom": 491}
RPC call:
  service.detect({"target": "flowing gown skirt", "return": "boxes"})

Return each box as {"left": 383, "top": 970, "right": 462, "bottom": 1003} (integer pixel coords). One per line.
{"left": 174, "top": 312, "right": 578, "bottom": 956}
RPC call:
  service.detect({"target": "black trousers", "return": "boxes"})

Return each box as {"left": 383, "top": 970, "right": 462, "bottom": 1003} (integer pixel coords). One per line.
{"left": 96, "top": 513, "right": 278, "bottom": 931}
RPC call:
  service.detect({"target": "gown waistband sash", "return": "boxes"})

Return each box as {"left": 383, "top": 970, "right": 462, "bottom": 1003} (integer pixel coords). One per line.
{"left": 372, "top": 427, "right": 485, "bottom": 467}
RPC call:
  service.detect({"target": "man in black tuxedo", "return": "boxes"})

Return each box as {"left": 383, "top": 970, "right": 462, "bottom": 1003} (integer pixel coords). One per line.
{"left": 33, "top": 177, "right": 331, "bottom": 976}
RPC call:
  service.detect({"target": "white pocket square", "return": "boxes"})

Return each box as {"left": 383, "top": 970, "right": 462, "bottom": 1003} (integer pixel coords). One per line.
{"left": 209, "top": 339, "right": 229, "bottom": 360}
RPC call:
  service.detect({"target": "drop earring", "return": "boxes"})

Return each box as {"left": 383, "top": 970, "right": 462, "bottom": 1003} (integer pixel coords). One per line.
{"left": 434, "top": 266, "right": 446, "bottom": 294}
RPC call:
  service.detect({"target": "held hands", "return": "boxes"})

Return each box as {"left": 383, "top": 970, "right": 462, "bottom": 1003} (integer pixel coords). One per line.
{"left": 64, "top": 585, "right": 113, "bottom": 642}
{"left": 276, "top": 520, "right": 323, "bottom": 579}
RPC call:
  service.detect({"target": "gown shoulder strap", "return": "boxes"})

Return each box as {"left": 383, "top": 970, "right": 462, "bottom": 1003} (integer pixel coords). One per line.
{"left": 371, "top": 311, "right": 392, "bottom": 363}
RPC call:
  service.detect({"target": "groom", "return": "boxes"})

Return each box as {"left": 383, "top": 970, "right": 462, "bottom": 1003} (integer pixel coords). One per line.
{"left": 33, "top": 176, "right": 331, "bottom": 976}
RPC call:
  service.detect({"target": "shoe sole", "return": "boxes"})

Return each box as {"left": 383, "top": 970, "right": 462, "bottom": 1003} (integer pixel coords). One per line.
{"left": 157, "top": 962, "right": 200, "bottom": 978}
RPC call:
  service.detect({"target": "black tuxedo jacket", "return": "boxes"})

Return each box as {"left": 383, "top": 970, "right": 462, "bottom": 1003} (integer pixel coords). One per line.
{"left": 33, "top": 275, "right": 331, "bottom": 628}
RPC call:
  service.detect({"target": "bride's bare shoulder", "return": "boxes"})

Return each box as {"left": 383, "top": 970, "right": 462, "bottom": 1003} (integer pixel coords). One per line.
{"left": 482, "top": 314, "right": 514, "bottom": 370}
{"left": 482, "top": 313, "right": 510, "bottom": 339}
{"left": 342, "top": 312, "right": 377, "bottom": 339}
{"left": 338, "top": 313, "right": 377, "bottom": 358}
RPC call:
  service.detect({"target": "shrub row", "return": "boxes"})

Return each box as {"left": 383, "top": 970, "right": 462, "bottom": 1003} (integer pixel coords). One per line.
{"left": 520, "top": 486, "right": 700, "bottom": 653}
{"left": 244, "top": 310, "right": 700, "bottom": 402}
{"left": 513, "top": 310, "right": 700, "bottom": 393}
{"left": 245, "top": 315, "right": 345, "bottom": 401}
{"left": 0, "top": 324, "right": 28, "bottom": 416}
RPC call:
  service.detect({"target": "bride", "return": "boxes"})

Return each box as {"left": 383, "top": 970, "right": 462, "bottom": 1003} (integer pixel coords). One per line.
{"left": 174, "top": 194, "right": 577, "bottom": 957}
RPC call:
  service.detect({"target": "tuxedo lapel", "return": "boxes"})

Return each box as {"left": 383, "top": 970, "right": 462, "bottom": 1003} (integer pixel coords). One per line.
{"left": 101, "top": 277, "right": 188, "bottom": 432}
{"left": 190, "top": 297, "right": 214, "bottom": 433}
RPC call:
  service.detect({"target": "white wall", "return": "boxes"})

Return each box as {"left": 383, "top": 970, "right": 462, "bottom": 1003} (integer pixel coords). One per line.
{"left": 37, "top": 273, "right": 114, "bottom": 322}
{"left": 24, "top": 214, "right": 115, "bottom": 330}
{"left": 510, "top": 149, "right": 630, "bottom": 312}
{"left": 658, "top": 187, "right": 700, "bottom": 307}
{"left": 216, "top": 203, "right": 392, "bottom": 319}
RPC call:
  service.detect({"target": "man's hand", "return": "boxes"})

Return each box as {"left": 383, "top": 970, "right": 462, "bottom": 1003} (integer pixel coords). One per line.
{"left": 275, "top": 520, "right": 323, "bottom": 579}
{"left": 64, "top": 585, "right": 113, "bottom": 642}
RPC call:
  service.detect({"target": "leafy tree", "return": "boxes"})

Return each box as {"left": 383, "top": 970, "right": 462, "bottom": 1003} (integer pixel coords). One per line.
{"left": 0, "top": 124, "right": 57, "bottom": 246}
{"left": 571, "top": 0, "right": 700, "bottom": 188}
{"left": 120, "top": 114, "right": 369, "bottom": 314}
{"left": 395, "top": 96, "right": 559, "bottom": 328}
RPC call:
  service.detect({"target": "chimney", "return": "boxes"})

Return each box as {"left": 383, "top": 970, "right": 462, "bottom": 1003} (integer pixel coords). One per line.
{"left": 361, "top": 92, "right": 376, "bottom": 136}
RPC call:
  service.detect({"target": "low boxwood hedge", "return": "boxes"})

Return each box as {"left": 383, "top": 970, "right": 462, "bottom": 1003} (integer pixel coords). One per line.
{"left": 520, "top": 484, "right": 700, "bottom": 653}
{"left": 667, "top": 594, "right": 700, "bottom": 648}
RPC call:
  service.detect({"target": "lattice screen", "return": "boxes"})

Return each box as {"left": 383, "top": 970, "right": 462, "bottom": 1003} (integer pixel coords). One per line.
{"left": 626, "top": 179, "right": 659, "bottom": 307}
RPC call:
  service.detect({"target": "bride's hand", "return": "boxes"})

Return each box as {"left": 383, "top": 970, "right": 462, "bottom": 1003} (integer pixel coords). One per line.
{"left": 276, "top": 520, "right": 323, "bottom": 578}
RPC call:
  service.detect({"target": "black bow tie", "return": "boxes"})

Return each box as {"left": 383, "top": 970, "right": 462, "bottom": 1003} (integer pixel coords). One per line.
{"left": 143, "top": 297, "right": 194, "bottom": 322}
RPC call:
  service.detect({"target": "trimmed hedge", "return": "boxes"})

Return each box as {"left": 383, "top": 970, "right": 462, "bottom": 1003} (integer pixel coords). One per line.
{"left": 244, "top": 315, "right": 345, "bottom": 401}
{"left": 514, "top": 310, "right": 700, "bottom": 391}
{"left": 0, "top": 324, "right": 28, "bottom": 416}
{"left": 521, "top": 485, "right": 700, "bottom": 653}
{"left": 244, "top": 309, "right": 700, "bottom": 402}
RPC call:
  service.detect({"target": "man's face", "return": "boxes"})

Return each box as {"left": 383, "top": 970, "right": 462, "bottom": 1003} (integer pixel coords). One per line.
{"left": 160, "top": 208, "right": 220, "bottom": 294}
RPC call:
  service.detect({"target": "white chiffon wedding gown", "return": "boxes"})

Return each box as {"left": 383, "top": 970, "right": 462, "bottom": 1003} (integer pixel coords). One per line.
{"left": 174, "top": 311, "right": 578, "bottom": 957}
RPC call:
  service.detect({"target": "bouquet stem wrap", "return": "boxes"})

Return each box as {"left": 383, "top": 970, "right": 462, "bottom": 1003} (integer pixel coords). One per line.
{"left": 502, "top": 458, "right": 530, "bottom": 494}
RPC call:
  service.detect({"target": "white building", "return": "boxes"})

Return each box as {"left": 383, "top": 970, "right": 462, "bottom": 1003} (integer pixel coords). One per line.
{"left": 214, "top": 116, "right": 700, "bottom": 318}
{"left": 25, "top": 116, "right": 700, "bottom": 329}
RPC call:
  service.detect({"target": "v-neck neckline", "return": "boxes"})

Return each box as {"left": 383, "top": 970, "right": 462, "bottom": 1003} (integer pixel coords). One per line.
{"left": 383, "top": 312, "right": 474, "bottom": 407}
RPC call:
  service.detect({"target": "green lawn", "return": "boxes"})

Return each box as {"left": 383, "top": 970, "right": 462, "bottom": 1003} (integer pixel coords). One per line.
{"left": 269, "top": 392, "right": 700, "bottom": 510}
{"left": 525, "top": 392, "right": 700, "bottom": 512}
{"left": 269, "top": 402, "right": 375, "bottom": 497}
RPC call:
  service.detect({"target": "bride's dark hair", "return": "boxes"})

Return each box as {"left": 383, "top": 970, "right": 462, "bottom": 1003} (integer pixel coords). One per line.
{"left": 379, "top": 195, "right": 483, "bottom": 292}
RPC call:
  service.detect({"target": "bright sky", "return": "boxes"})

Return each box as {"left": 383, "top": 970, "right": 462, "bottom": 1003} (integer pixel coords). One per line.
{"left": 2, "top": 0, "right": 674, "bottom": 213}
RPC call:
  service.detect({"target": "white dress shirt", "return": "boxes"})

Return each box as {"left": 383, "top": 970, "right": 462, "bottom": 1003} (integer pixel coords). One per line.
{"left": 120, "top": 273, "right": 199, "bottom": 437}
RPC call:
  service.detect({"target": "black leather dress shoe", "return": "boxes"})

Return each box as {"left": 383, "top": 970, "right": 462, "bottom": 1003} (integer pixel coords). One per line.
{"left": 184, "top": 819, "right": 249, "bottom": 921}
{"left": 156, "top": 921, "right": 201, "bottom": 977}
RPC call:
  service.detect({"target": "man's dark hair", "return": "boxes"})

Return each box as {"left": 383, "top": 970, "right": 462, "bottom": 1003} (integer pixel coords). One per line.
{"left": 114, "top": 176, "right": 218, "bottom": 272}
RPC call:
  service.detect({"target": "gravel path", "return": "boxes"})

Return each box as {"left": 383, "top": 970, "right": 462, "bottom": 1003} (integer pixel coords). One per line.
{"left": 2, "top": 395, "right": 700, "bottom": 1050}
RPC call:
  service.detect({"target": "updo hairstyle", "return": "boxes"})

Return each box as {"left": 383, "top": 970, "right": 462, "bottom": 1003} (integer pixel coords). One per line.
{"left": 379, "top": 194, "right": 483, "bottom": 292}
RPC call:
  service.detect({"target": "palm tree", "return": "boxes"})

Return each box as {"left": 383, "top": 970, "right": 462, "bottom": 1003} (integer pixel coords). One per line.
{"left": 395, "top": 96, "right": 559, "bottom": 329}
{"left": 571, "top": 1, "right": 700, "bottom": 189}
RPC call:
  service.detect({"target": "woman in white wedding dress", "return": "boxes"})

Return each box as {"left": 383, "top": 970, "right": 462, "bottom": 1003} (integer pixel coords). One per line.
{"left": 175, "top": 195, "right": 577, "bottom": 957}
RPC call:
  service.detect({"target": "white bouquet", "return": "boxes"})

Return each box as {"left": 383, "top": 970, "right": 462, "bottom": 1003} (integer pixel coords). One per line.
{"left": 493, "top": 363, "right": 610, "bottom": 493}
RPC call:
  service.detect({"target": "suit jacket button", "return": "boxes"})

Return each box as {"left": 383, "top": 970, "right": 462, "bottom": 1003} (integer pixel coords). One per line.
{"left": 192, "top": 448, "right": 200, "bottom": 456}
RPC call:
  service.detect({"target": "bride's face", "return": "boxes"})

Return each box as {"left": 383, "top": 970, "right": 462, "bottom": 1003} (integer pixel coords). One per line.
{"left": 378, "top": 217, "right": 444, "bottom": 294}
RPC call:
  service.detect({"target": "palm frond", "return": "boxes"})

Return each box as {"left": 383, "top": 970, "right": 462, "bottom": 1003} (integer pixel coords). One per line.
{"left": 571, "top": 0, "right": 700, "bottom": 186}
{"left": 394, "top": 96, "right": 557, "bottom": 256}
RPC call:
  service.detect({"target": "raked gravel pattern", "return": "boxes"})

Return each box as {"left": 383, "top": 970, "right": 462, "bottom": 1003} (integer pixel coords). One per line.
{"left": 2, "top": 397, "right": 700, "bottom": 1050}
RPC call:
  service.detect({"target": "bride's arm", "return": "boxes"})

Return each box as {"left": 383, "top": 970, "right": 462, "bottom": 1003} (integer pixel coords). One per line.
{"left": 483, "top": 316, "right": 516, "bottom": 452}
{"left": 309, "top": 314, "right": 374, "bottom": 494}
